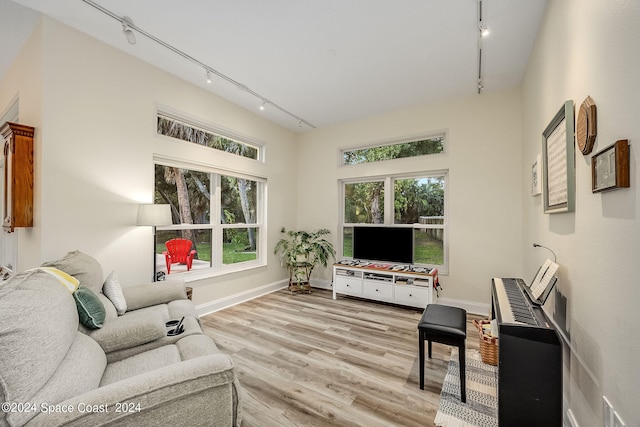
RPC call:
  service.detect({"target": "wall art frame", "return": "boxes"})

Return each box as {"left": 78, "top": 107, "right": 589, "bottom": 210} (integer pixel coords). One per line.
{"left": 591, "top": 139, "right": 630, "bottom": 192}
{"left": 542, "top": 100, "right": 575, "bottom": 214}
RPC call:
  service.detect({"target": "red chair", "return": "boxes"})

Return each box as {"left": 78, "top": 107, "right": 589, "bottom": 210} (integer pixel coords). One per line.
{"left": 163, "top": 238, "right": 196, "bottom": 274}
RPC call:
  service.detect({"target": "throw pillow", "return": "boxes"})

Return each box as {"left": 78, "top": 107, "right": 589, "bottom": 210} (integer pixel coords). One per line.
{"left": 41, "top": 250, "right": 104, "bottom": 294}
{"left": 73, "top": 287, "right": 106, "bottom": 329}
{"left": 103, "top": 270, "right": 127, "bottom": 315}
{"left": 34, "top": 267, "right": 80, "bottom": 293}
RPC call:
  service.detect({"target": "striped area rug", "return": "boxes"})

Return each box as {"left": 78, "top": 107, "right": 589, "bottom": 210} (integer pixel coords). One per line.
{"left": 434, "top": 349, "right": 498, "bottom": 427}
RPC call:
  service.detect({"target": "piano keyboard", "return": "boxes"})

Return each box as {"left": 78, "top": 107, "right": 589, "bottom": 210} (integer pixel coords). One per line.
{"left": 493, "top": 277, "right": 538, "bottom": 325}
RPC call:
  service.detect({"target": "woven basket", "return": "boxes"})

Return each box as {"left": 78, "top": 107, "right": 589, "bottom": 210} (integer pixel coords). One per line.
{"left": 473, "top": 319, "right": 498, "bottom": 366}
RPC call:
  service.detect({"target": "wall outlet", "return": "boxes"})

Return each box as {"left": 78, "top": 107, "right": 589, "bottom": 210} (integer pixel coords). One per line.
{"left": 613, "top": 411, "right": 626, "bottom": 427}
{"left": 603, "top": 396, "right": 614, "bottom": 427}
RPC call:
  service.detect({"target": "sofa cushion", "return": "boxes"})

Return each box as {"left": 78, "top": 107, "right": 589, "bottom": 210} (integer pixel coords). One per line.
{"left": 176, "top": 334, "right": 220, "bottom": 360}
{"left": 0, "top": 270, "right": 79, "bottom": 423}
{"left": 10, "top": 333, "right": 106, "bottom": 427}
{"left": 100, "top": 345, "right": 182, "bottom": 386}
{"left": 98, "top": 292, "right": 118, "bottom": 320}
{"left": 42, "top": 250, "right": 104, "bottom": 294}
{"left": 103, "top": 270, "right": 127, "bottom": 315}
{"left": 74, "top": 287, "right": 106, "bottom": 329}
{"left": 88, "top": 310, "right": 166, "bottom": 353}
{"left": 122, "top": 280, "right": 187, "bottom": 312}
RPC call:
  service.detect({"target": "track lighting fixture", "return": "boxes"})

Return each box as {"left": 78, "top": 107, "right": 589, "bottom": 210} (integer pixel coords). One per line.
{"left": 479, "top": 23, "right": 490, "bottom": 37}
{"left": 476, "top": 0, "right": 487, "bottom": 94}
{"left": 121, "top": 16, "right": 136, "bottom": 45}
{"left": 259, "top": 101, "right": 266, "bottom": 111}
{"left": 81, "top": 0, "right": 315, "bottom": 129}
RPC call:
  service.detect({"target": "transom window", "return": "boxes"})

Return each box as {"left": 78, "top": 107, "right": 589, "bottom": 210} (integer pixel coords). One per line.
{"left": 341, "top": 135, "right": 444, "bottom": 166}
{"left": 340, "top": 172, "right": 447, "bottom": 272}
{"left": 157, "top": 111, "right": 261, "bottom": 161}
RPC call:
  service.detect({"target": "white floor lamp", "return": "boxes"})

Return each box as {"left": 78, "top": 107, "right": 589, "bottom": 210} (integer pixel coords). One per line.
{"left": 137, "top": 204, "right": 172, "bottom": 281}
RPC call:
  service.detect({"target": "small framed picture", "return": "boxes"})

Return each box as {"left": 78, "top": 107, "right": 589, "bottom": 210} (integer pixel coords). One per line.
{"left": 532, "top": 154, "right": 542, "bottom": 196}
{"left": 592, "top": 139, "right": 630, "bottom": 193}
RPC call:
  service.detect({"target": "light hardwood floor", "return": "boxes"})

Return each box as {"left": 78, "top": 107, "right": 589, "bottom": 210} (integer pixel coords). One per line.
{"left": 201, "top": 288, "right": 482, "bottom": 427}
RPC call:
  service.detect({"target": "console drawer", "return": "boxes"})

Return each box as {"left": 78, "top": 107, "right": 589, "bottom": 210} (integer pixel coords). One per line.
{"left": 334, "top": 276, "right": 362, "bottom": 296}
{"left": 394, "top": 285, "right": 430, "bottom": 307}
{"left": 363, "top": 280, "right": 393, "bottom": 301}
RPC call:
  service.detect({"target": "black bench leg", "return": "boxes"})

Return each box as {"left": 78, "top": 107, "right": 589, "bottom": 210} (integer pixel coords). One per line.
{"left": 428, "top": 340, "right": 432, "bottom": 359}
{"left": 419, "top": 331, "right": 425, "bottom": 390}
{"left": 459, "top": 341, "right": 466, "bottom": 403}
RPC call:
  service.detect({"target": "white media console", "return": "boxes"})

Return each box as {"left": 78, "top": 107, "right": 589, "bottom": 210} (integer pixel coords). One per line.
{"left": 332, "top": 261, "right": 436, "bottom": 308}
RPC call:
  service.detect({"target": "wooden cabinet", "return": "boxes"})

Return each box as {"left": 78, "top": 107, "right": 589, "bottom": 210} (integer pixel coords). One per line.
{"left": 333, "top": 263, "right": 435, "bottom": 308}
{"left": 1, "top": 122, "right": 34, "bottom": 232}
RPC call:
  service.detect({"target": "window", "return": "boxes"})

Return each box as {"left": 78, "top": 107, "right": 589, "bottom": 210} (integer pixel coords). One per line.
{"left": 154, "top": 162, "right": 265, "bottom": 278}
{"left": 342, "top": 135, "right": 444, "bottom": 166}
{"left": 340, "top": 172, "right": 447, "bottom": 272}
{"left": 157, "top": 112, "right": 261, "bottom": 161}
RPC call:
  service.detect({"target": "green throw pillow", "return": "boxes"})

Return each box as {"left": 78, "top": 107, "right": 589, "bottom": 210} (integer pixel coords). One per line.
{"left": 73, "top": 287, "right": 106, "bottom": 329}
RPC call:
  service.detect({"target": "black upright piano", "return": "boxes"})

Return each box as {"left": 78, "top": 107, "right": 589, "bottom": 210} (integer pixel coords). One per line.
{"left": 491, "top": 277, "right": 562, "bottom": 426}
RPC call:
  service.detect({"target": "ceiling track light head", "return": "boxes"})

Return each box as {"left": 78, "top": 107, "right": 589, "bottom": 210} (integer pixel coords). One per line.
{"left": 206, "top": 69, "right": 212, "bottom": 84}
{"left": 121, "top": 16, "right": 136, "bottom": 45}
{"left": 479, "top": 23, "right": 490, "bottom": 37}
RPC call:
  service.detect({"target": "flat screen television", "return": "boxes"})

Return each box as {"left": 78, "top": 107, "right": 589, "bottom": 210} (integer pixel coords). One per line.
{"left": 352, "top": 226, "right": 413, "bottom": 264}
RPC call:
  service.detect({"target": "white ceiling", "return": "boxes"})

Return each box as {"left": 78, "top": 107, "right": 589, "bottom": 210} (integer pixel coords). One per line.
{"left": 2, "top": 0, "right": 547, "bottom": 132}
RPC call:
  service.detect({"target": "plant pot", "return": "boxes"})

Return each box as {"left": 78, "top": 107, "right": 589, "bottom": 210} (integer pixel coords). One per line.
{"left": 288, "top": 282, "right": 311, "bottom": 294}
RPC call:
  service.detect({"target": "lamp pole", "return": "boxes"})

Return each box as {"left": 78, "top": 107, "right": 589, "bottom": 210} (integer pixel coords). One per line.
{"left": 137, "top": 204, "right": 172, "bottom": 281}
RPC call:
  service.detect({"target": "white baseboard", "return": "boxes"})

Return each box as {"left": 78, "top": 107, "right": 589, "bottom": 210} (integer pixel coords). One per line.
{"left": 435, "top": 296, "right": 490, "bottom": 316}
{"left": 195, "top": 279, "right": 288, "bottom": 317}
{"left": 310, "top": 278, "right": 332, "bottom": 290}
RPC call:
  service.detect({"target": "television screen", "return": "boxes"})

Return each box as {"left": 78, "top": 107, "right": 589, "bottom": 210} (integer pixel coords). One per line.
{"left": 353, "top": 226, "right": 413, "bottom": 264}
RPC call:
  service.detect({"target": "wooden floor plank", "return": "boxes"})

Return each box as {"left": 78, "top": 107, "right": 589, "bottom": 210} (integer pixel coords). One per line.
{"left": 201, "top": 288, "right": 482, "bottom": 426}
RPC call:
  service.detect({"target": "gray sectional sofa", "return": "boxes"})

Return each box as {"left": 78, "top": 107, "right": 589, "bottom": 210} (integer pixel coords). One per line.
{"left": 0, "top": 251, "right": 242, "bottom": 427}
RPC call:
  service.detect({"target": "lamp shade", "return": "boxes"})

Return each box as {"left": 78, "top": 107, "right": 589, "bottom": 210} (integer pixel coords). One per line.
{"left": 136, "top": 204, "right": 172, "bottom": 226}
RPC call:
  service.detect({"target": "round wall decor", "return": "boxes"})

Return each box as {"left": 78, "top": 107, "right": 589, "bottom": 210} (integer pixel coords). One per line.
{"left": 576, "top": 95, "right": 597, "bottom": 155}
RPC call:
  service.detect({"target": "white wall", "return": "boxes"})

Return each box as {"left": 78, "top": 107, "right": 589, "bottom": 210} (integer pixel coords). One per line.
{"left": 297, "top": 88, "right": 524, "bottom": 308}
{"left": 1, "top": 17, "right": 299, "bottom": 305}
{"left": 522, "top": 0, "right": 640, "bottom": 425}
{"left": 0, "top": 18, "right": 43, "bottom": 272}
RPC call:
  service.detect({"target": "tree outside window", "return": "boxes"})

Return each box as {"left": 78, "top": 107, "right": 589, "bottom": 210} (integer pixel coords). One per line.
{"left": 154, "top": 164, "right": 263, "bottom": 276}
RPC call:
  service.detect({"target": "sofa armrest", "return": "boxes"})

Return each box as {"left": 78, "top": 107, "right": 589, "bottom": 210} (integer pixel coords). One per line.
{"left": 25, "top": 354, "right": 241, "bottom": 427}
{"left": 122, "top": 280, "right": 187, "bottom": 311}
{"left": 88, "top": 311, "right": 166, "bottom": 353}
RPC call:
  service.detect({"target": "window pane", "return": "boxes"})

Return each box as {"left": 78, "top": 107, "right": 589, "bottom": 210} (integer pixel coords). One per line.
{"left": 223, "top": 228, "right": 258, "bottom": 264}
{"left": 344, "top": 181, "right": 384, "bottom": 224}
{"left": 343, "top": 227, "right": 353, "bottom": 257}
{"left": 156, "top": 229, "right": 212, "bottom": 274}
{"left": 343, "top": 137, "right": 444, "bottom": 165}
{"left": 394, "top": 176, "right": 444, "bottom": 224}
{"left": 157, "top": 115, "right": 259, "bottom": 160}
{"left": 221, "top": 176, "right": 257, "bottom": 224}
{"left": 155, "top": 165, "right": 210, "bottom": 224}
{"left": 414, "top": 229, "right": 444, "bottom": 265}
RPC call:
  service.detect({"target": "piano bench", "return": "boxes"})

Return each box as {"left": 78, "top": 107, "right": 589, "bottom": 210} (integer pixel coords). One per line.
{"left": 417, "top": 304, "right": 467, "bottom": 402}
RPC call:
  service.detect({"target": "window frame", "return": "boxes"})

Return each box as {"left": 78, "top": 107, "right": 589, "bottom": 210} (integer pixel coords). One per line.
{"left": 153, "top": 156, "right": 267, "bottom": 281}
{"left": 339, "top": 170, "right": 448, "bottom": 274}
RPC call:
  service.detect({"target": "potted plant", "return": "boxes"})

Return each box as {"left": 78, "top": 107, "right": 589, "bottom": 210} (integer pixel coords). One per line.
{"left": 274, "top": 227, "right": 336, "bottom": 293}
